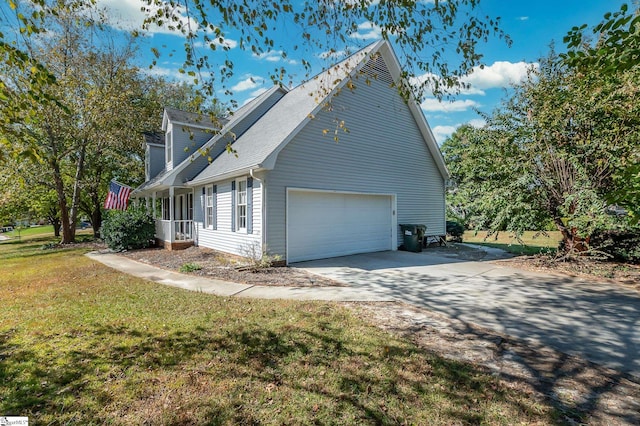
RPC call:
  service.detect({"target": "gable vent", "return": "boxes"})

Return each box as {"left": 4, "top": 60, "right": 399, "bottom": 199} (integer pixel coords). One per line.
{"left": 360, "top": 55, "right": 394, "bottom": 85}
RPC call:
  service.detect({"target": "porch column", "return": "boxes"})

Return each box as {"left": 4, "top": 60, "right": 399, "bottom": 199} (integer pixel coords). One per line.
{"left": 169, "top": 187, "right": 175, "bottom": 243}
{"left": 152, "top": 192, "right": 157, "bottom": 218}
{"left": 145, "top": 196, "right": 150, "bottom": 212}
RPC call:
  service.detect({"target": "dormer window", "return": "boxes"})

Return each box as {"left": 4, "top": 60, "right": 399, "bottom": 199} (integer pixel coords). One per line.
{"left": 166, "top": 131, "right": 172, "bottom": 164}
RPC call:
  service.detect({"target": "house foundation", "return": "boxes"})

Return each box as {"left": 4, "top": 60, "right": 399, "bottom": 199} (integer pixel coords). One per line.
{"left": 156, "top": 239, "right": 194, "bottom": 251}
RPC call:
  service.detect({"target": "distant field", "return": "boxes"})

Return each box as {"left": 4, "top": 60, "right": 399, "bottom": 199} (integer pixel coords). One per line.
{"left": 463, "top": 230, "right": 562, "bottom": 256}
{"left": 1, "top": 225, "right": 92, "bottom": 240}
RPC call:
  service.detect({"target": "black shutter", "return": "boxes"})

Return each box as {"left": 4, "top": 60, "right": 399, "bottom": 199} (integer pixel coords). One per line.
{"left": 201, "top": 187, "right": 206, "bottom": 225}
{"left": 247, "top": 177, "right": 253, "bottom": 234}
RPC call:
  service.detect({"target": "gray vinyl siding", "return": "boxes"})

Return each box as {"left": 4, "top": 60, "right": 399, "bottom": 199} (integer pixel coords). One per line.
{"left": 194, "top": 178, "right": 262, "bottom": 256}
{"left": 147, "top": 144, "right": 165, "bottom": 180}
{"left": 266, "top": 77, "right": 445, "bottom": 257}
{"left": 170, "top": 124, "right": 214, "bottom": 168}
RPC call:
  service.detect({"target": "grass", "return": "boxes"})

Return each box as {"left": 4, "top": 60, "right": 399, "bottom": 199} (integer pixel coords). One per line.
{"left": 0, "top": 236, "right": 561, "bottom": 425}
{"left": 1, "top": 225, "right": 94, "bottom": 240}
{"left": 2, "top": 225, "right": 55, "bottom": 238}
{"left": 463, "top": 230, "right": 563, "bottom": 256}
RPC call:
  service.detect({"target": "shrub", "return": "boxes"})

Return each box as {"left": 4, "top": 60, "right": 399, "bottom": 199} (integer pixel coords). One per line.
{"left": 101, "top": 207, "right": 155, "bottom": 251}
{"left": 180, "top": 262, "right": 202, "bottom": 273}
{"left": 590, "top": 228, "right": 640, "bottom": 264}
{"left": 446, "top": 220, "right": 465, "bottom": 242}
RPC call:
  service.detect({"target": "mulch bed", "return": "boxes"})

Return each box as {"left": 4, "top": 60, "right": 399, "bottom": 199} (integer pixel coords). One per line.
{"left": 120, "top": 246, "right": 345, "bottom": 287}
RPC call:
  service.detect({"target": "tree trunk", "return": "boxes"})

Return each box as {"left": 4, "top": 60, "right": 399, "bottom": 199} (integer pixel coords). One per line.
{"left": 51, "top": 159, "right": 73, "bottom": 244}
{"left": 554, "top": 217, "right": 589, "bottom": 255}
{"left": 52, "top": 220, "right": 61, "bottom": 237}
{"left": 69, "top": 143, "right": 87, "bottom": 241}
{"left": 91, "top": 207, "right": 102, "bottom": 238}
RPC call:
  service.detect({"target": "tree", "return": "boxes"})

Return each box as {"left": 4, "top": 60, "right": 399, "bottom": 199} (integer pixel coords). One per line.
{"left": 2, "top": 0, "right": 508, "bottom": 118}
{"left": 562, "top": 4, "right": 640, "bottom": 223}
{"left": 442, "top": 50, "right": 639, "bottom": 253}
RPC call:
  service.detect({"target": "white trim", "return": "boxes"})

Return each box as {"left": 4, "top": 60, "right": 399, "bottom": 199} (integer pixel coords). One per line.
{"left": 236, "top": 178, "right": 248, "bottom": 232}
{"left": 205, "top": 186, "right": 214, "bottom": 229}
{"left": 285, "top": 187, "right": 397, "bottom": 264}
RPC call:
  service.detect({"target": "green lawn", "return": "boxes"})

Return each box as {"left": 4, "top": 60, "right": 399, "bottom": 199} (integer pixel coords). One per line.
{"left": 463, "top": 230, "right": 563, "bottom": 256}
{"left": 0, "top": 237, "right": 560, "bottom": 425}
{"left": 1, "top": 226, "right": 94, "bottom": 241}
{"left": 2, "top": 225, "right": 55, "bottom": 238}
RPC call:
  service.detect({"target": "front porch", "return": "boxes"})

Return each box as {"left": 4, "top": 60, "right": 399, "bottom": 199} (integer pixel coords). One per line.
{"left": 141, "top": 187, "right": 196, "bottom": 250}
{"left": 155, "top": 219, "right": 194, "bottom": 250}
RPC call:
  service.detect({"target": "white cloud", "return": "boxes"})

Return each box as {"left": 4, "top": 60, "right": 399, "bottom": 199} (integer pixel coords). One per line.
{"left": 431, "top": 118, "right": 486, "bottom": 144}
{"left": 252, "top": 50, "right": 298, "bottom": 65}
{"left": 420, "top": 98, "right": 479, "bottom": 113}
{"left": 412, "top": 61, "right": 538, "bottom": 97}
{"left": 468, "top": 118, "right": 487, "bottom": 128}
{"left": 231, "top": 75, "right": 264, "bottom": 92}
{"left": 96, "top": 0, "right": 193, "bottom": 36}
{"left": 349, "top": 21, "right": 382, "bottom": 40}
{"left": 432, "top": 125, "right": 457, "bottom": 144}
{"left": 194, "top": 37, "right": 238, "bottom": 50}
{"left": 97, "top": 0, "right": 236, "bottom": 48}
{"left": 250, "top": 87, "right": 268, "bottom": 97}
{"left": 141, "top": 66, "right": 210, "bottom": 82}
{"left": 517, "top": 16, "right": 529, "bottom": 21}
{"left": 462, "top": 61, "right": 537, "bottom": 90}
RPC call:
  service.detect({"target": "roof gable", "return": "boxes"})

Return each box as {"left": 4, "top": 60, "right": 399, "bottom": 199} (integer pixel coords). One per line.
{"left": 133, "top": 86, "right": 287, "bottom": 194}
{"left": 189, "top": 40, "right": 449, "bottom": 184}
{"left": 162, "top": 107, "right": 227, "bottom": 131}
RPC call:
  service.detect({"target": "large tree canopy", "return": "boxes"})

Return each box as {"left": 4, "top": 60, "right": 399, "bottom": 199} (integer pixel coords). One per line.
{"left": 1, "top": 0, "right": 508, "bottom": 118}
{"left": 442, "top": 47, "right": 639, "bottom": 252}
{"left": 0, "top": 2, "right": 209, "bottom": 242}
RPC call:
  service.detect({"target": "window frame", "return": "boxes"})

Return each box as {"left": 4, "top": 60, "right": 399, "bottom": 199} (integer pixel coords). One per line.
{"left": 236, "top": 179, "right": 247, "bottom": 232}
{"left": 205, "top": 186, "right": 214, "bottom": 229}
{"left": 165, "top": 131, "right": 172, "bottom": 164}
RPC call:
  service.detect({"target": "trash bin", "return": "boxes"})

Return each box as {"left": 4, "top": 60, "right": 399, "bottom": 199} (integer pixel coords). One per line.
{"left": 400, "top": 224, "right": 425, "bottom": 252}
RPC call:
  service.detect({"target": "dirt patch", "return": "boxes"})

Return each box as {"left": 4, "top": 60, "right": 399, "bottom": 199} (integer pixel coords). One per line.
{"left": 120, "top": 246, "right": 344, "bottom": 287}
{"left": 497, "top": 256, "right": 640, "bottom": 292}
{"left": 348, "top": 302, "right": 640, "bottom": 425}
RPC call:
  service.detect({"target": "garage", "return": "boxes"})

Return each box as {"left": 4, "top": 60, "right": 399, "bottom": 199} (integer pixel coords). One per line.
{"left": 287, "top": 190, "right": 395, "bottom": 263}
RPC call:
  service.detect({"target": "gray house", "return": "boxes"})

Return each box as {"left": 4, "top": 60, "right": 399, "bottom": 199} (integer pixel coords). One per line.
{"left": 133, "top": 40, "right": 449, "bottom": 263}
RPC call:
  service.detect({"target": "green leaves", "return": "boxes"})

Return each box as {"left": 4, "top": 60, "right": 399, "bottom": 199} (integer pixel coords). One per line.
{"left": 443, "top": 47, "right": 639, "bottom": 251}
{"left": 562, "top": 4, "right": 640, "bottom": 73}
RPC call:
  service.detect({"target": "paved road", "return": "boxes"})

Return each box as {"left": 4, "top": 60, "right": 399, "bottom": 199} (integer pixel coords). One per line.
{"left": 295, "top": 250, "right": 640, "bottom": 378}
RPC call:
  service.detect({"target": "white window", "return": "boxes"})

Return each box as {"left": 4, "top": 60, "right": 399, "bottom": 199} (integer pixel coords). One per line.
{"left": 236, "top": 179, "right": 247, "bottom": 231}
{"left": 166, "top": 131, "right": 172, "bottom": 164}
{"left": 205, "top": 186, "right": 214, "bottom": 229}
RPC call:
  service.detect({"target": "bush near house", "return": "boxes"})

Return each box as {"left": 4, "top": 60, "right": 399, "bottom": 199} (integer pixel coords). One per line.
{"left": 446, "top": 220, "right": 465, "bottom": 242}
{"left": 101, "top": 207, "right": 155, "bottom": 251}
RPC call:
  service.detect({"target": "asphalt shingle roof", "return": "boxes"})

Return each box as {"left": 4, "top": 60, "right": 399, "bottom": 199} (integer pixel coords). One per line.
{"left": 190, "top": 41, "right": 383, "bottom": 183}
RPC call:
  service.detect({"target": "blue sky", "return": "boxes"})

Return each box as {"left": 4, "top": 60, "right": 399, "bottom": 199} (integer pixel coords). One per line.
{"left": 96, "top": 0, "right": 625, "bottom": 143}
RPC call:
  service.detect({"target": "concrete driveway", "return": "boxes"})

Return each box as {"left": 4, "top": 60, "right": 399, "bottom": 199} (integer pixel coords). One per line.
{"left": 294, "top": 249, "right": 640, "bottom": 378}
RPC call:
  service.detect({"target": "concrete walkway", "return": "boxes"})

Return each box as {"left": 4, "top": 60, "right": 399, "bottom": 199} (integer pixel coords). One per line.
{"left": 85, "top": 251, "right": 391, "bottom": 302}
{"left": 87, "top": 249, "right": 640, "bottom": 378}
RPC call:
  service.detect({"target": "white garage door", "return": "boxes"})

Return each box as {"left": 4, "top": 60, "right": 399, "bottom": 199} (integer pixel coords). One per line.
{"left": 287, "top": 190, "right": 393, "bottom": 263}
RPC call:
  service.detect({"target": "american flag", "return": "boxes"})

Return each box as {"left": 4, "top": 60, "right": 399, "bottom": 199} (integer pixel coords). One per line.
{"left": 104, "top": 180, "right": 132, "bottom": 210}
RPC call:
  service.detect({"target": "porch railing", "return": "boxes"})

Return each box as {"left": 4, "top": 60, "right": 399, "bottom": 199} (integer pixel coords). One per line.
{"left": 174, "top": 220, "right": 193, "bottom": 242}
{"left": 156, "top": 220, "right": 193, "bottom": 243}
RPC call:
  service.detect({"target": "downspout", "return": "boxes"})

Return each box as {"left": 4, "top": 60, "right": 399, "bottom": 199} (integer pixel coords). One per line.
{"left": 249, "top": 168, "right": 266, "bottom": 253}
